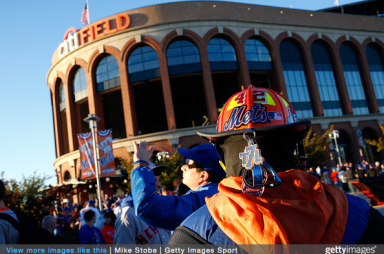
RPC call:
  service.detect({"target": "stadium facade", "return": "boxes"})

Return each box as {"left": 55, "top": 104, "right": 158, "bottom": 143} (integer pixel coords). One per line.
{"left": 47, "top": 1, "right": 384, "bottom": 202}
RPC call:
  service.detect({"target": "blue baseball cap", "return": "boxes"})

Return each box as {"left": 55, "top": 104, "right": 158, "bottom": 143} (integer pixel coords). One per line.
{"left": 87, "top": 200, "right": 95, "bottom": 205}
{"left": 177, "top": 144, "right": 225, "bottom": 180}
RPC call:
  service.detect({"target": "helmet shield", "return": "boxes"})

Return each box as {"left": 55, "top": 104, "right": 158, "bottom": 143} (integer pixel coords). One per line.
{"left": 219, "top": 133, "right": 299, "bottom": 177}
{"left": 198, "top": 86, "right": 311, "bottom": 178}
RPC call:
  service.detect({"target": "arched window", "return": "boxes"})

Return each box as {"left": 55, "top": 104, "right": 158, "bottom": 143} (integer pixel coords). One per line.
{"left": 129, "top": 46, "right": 167, "bottom": 134}
{"left": 245, "top": 38, "right": 273, "bottom": 70}
{"left": 96, "top": 55, "right": 126, "bottom": 138}
{"left": 72, "top": 67, "right": 88, "bottom": 102}
{"left": 311, "top": 41, "right": 342, "bottom": 116}
{"left": 96, "top": 55, "right": 120, "bottom": 92}
{"left": 64, "top": 171, "right": 71, "bottom": 181}
{"left": 58, "top": 79, "right": 69, "bottom": 155}
{"left": 59, "top": 81, "right": 66, "bottom": 111}
{"left": 366, "top": 44, "right": 384, "bottom": 113}
{"left": 208, "top": 37, "right": 240, "bottom": 112}
{"left": 128, "top": 46, "right": 160, "bottom": 83}
{"left": 167, "top": 39, "right": 207, "bottom": 129}
{"left": 340, "top": 43, "right": 369, "bottom": 115}
{"left": 167, "top": 40, "right": 201, "bottom": 75}
{"left": 208, "top": 38, "right": 238, "bottom": 70}
{"left": 280, "top": 39, "right": 313, "bottom": 118}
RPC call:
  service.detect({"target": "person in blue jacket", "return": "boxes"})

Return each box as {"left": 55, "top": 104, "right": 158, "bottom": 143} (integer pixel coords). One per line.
{"left": 131, "top": 142, "right": 225, "bottom": 231}
{"left": 78, "top": 210, "right": 106, "bottom": 244}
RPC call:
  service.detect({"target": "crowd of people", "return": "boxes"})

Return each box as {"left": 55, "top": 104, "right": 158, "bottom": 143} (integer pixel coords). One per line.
{"left": 0, "top": 143, "right": 225, "bottom": 244}
{"left": 1, "top": 86, "right": 384, "bottom": 245}
{"left": 308, "top": 160, "right": 384, "bottom": 193}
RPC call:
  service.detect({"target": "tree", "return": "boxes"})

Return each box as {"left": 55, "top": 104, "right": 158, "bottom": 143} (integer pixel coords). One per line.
{"left": 1, "top": 171, "right": 51, "bottom": 213}
{"left": 364, "top": 125, "right": 384, "bottom": 152}
{"left": 116, "top": 148, "right": 183, "bottom": 193}
{"left": 299, "top": 125, "right": 334, "bottom": 168}
{"left": 156, "top": 149, "right": 182, "bottom": 187}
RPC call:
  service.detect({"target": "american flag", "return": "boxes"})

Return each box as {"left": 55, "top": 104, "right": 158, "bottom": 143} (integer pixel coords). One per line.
{"left": 334, "top": 0, "right": 339, "bottom": 6}
{"left": 81, "top": 3, "right": 89, "bottom": 25}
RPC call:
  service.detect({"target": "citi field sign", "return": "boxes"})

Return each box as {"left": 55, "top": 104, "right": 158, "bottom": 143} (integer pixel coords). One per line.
{"left": 58, "top": 13, "right": 130, "bottom": 59}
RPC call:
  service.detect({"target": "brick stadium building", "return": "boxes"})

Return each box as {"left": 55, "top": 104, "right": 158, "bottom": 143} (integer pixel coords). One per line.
{"left": 47, "top": 1, "right": 384, "bottom": 202}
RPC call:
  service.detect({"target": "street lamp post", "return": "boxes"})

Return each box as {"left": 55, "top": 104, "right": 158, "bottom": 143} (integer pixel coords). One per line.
{"left": 84, "top": 114, "right": 103, "bottom": 212}
{"left": 329, "top": 130, "right": 342, "bottom": 166}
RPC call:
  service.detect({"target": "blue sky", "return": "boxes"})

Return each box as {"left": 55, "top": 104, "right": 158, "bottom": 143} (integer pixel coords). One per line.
{"left": 0, "top": 0, "right": 361, "bottom": 185}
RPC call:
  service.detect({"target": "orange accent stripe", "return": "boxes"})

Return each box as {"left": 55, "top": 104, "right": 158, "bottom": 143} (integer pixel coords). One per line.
{"left": 133, "top": 163, "right": 148, "bottom": 170}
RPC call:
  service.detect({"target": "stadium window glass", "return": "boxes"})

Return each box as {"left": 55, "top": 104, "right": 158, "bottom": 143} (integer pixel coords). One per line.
{"left": 72, "top": 67, "right": 88, "bottom": 102}
{"left": 280, "top": 39, "right": 314, "bottom": 118}
{"left": 166, "top": 40, "right": 202, "bottom": 75}
{"left": 59, "top": 80, "right": 66, "bottom": 111}
{"left": 208, "top": 38, "right": 236, "bottom": 62}
{"left": 311, "top": 41, "right": 342, "bottom": 116}
{"left": 208, "top": 38, "right": 238, "bottom": 70}
{"left": 128, "top": 46, "right": 160, "bottom": 73}
{"left": 167, "top": 40, "right": 200, "bottom": 66}
{"left": 245, "top": 39, "right": 273, "bottom": 70}
{"left": 128, "top": 46, "right": 161, "bottom": 82}
{"left": 340, "top": 43, "right": 369, "bottom": 115}
{"left": 96, "top": 55, "right": 121, "bottom": 93}
{"left": 366, "top": 44, "right": 384, "bottom": 113}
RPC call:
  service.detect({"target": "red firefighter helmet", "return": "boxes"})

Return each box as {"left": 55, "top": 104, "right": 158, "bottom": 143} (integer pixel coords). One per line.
{"left": 198, "top": 85, "right": 310, "bottom": 140}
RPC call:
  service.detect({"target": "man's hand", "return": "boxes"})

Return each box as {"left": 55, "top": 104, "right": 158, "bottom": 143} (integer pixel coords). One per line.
{"left": 133, "top": 141, "right": 154, "bottom": 163}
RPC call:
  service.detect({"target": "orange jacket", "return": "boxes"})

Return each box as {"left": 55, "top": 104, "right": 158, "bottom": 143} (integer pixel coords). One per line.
{"left": 206, "top": 169, "right": 348, "bottom": 244}
{"left": 330, "top": 171, "right": 339, "bottom": 182}
{"left": 101, "top": 224, "right": 115, "bottom": 244}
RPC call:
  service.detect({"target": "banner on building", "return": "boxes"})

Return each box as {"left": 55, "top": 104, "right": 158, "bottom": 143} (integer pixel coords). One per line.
{"left": 78, "top": 132, "right": 96, "bottom": 180}
{"left": 77, "top": 129, "right": 116, "bottom": 180}
{"left": 97, "top": 129, "right": 116, "bottom": 178}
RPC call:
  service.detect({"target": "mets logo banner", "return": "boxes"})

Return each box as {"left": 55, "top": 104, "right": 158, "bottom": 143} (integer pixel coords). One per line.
{"left": 78, "top": 132, "right": 96, "bottom": 180}
{"left": 97, "top": 129, "right": 116, "bottom": 178}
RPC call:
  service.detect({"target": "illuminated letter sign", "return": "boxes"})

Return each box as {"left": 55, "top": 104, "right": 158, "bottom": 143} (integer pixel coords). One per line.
{"left": 58, "top": 13, "right": 130, "bottom": 59}
{"left": 59, "top": 27, "right": 79, "bottom": 59}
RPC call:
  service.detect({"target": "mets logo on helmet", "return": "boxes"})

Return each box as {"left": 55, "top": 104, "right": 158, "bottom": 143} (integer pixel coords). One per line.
{"left": 223, "top": 104, "right": 269, "bottom": 132}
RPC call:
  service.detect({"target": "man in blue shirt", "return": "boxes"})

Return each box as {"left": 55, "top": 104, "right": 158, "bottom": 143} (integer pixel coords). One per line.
{"left": 131, "top": 142, "right": 225, "bottom": 231}
{"left": 78, "top": 210, "right": 106, "bottom": 244}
